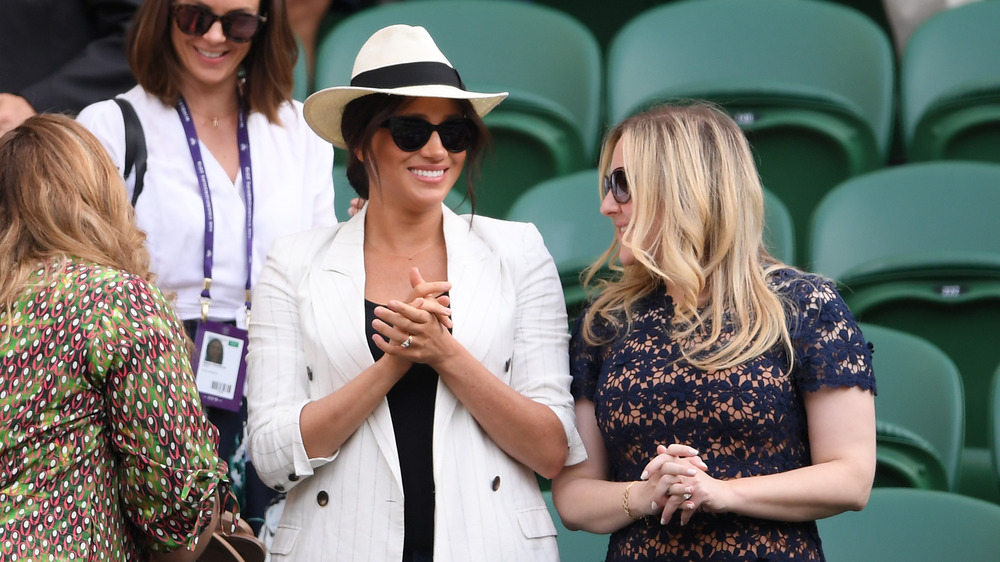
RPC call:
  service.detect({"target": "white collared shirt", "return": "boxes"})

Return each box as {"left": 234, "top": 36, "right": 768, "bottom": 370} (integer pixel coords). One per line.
{"left": 78, "top": 86, "right": 336, "bottom": 325}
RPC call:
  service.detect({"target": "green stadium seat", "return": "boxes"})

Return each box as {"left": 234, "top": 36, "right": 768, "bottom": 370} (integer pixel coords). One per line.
{"left": 606, "top": 0, "right": 895, "bottom": 266}
{"left": 816, "top": 488, "right": 1000, "bottom": 561}
{"left": 809, "top": 161, "right": 1000, "bottom": 502}
{"left": 505, "top": 169, "right": 611, "bottom": 321}
{"left": 861, "top": 323, "right": 963, "bottom": 491}
{"left": 762, "top": 188, "right": 795, "bottom": 266}
{"left": 293, "top": 35, "right": 310, "bottom": 102}
{"left": 901, "top": 0, "right": 1000, "bottom": 163}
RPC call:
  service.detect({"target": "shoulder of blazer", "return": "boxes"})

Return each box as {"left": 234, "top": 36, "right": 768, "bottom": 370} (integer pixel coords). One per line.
{"left": 465, "top": 215, "right": 544, "bottom": 261}
{"left": 267, "top": 224, "right": 346, "bottom": 273}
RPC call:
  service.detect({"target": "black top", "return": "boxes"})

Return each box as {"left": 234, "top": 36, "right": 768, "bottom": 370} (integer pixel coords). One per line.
{"left": 365, "top": 299, "right": 438, "bottom": 556}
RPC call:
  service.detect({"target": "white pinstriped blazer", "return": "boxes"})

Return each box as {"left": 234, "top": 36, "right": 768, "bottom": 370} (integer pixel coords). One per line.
{"left": 246, "top": 205, "right": 586, "bottom": 561}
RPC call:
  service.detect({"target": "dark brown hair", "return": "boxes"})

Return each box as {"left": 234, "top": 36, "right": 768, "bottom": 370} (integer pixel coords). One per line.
{"left": 340, "top": 94, "right": 490, "bottom": 207}
{"left": 127, "top": 0, "right": 296, "bottom": 123}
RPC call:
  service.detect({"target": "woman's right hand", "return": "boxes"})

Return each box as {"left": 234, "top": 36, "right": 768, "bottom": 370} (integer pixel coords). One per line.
{"left": 404, "top": 267, "right": 452, "bottom": 329}
{"left": 640, "top": 444, "right": 709, "bottom": 523}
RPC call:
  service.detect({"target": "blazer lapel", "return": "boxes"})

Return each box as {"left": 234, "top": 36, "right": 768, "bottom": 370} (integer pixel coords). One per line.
{"left": 433, "top": 209, "right": 504, "bottom": 448}
{"left": 309, "top": 206, "right": 403, "bottom": 489}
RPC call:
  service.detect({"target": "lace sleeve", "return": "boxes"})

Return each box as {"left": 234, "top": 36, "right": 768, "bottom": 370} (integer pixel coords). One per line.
{"left": 569, "top": 310, "right": 609, "bottom": 401}
{"left": 785, "top": 273, "right": 876, "bottom": 394}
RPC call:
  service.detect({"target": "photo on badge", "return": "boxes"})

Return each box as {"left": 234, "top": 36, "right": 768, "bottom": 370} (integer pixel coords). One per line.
{"left": 193, "top": 320, "right": 249, "bottom": 412}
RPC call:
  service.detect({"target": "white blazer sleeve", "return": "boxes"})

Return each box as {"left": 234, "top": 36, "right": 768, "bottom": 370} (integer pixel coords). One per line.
{"left": 246, "top": 234, "right": 335, "bottom": 490}
{"left": 507, "top": 222, "right": 588, "bottom": 466}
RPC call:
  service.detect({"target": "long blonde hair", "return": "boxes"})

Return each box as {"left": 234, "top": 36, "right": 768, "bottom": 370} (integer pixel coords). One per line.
{"left": 0, "top": 114, "right": 152, "bottom": 307}
{"left": 582, "top": 102, "right": 792, "bottom": 371}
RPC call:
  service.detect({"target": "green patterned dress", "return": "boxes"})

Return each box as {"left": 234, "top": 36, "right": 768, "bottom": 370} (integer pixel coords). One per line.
{"left": 0, "top": 259, "right": 233, "bottom": 560}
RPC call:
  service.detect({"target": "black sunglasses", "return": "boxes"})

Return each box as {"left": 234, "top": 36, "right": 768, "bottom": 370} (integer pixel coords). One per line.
{"left": 172, "top": 3, "right": 266, "bottom": 43}
{"left": 381, "top": 116, "right": 478, "bottom": 153}
{"left": 602, "top": 167, "right": 630, "bottom": 204}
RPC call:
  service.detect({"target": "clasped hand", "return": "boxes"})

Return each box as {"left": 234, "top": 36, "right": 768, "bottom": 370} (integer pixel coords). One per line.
{"left": 638, "top": 443, "right": 727, "bottom": 526}
{"left": 371, "top": 267, "right": 454, "bottom": 366}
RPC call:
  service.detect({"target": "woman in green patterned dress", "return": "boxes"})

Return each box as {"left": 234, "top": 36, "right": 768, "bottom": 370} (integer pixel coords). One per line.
{"left": 0, "top": 114, "right": 235, "bottom": 561}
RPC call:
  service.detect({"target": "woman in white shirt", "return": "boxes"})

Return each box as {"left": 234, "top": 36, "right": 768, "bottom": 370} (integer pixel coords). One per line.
{"left": 77, "top": 0, "right": 335, "bottom": 532}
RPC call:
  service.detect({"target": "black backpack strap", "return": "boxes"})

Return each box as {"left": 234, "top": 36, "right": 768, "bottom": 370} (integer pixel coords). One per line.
{"left": 113, "top": 97, "right": 147, "bottom": 206}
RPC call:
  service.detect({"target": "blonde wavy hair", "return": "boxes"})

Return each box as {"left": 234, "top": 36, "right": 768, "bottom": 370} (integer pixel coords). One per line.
{"left": 582, "top": 102, "right": 793, "bottom": 371}
{"left": 0, "top": 114, "right": 152, "bottom": 308}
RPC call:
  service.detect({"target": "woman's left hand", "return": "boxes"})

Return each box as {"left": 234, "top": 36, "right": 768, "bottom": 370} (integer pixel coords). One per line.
{"left": 371, "top": 296, "right": 455, "bottom": 365}
{"left": 644, "top": 444, "right": 731, "bottom": 526}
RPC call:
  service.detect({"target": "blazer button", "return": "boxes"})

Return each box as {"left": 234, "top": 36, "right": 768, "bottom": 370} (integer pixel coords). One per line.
{"left": 504, "top": 358, "right": 511, "bottom": 372}
{"left": 306, "top": 366, "right": 313, "bottom": 381}
{"left": 288, "top": 473, "right": 299, "bottom": 482}
{"left": 317, "top": 491, "right": 329, "bottom": 506}
{"left": 492, "top": 476, "right": 501, "bottom": 491}
{"left": 274, "top": 484, "right": 285, "bottom": 492}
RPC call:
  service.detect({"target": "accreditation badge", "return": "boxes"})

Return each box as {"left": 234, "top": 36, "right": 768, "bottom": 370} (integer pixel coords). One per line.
{"left": 193, "top": 320, "right": 248, "bottom": 411}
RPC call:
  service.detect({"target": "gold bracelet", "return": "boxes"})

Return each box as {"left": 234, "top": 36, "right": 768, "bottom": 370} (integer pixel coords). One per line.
{"left": 622, "top": 481, "right": 642, "bottom": 520}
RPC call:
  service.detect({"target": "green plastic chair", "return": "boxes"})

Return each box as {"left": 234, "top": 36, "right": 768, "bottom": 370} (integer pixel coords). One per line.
{"left": 762, "top": 188, "right": 795, "bottom": 266}
{"left": 860, "top": 323, "right": 963, "bottom": 491}
{"left": 504, "top": 169, "right": 612, "bottom": 321}
{"left": 606, "top": 0, "right": 895, "bottom": 267}
{"left": 901, "top": 1, "right": 1000, "bottom": 163}
{"left": 292, "top": 35, "right": 310, "bottom": 102}
{"left": 313, "top": 0, "right": 603, "bottom": 218}
{"left": 991, "top": 364, "right": 1000, "bottom": 495}
{"left": 543, "top": 490, "right": 610, "bottom": 562}
{"left": 816, "top": 488, "right": 1000, "bottom": 561}
{"left": 809, "top": 161, "right": 1000, "bottom": 502}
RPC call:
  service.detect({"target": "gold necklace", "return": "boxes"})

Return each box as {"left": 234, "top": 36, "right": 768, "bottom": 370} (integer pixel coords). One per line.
{"left": 189, "top": 108, "right": 237, "bottom": 128}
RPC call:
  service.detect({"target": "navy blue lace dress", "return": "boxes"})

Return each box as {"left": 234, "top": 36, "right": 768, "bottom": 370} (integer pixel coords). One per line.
{"left": 570, "top": 269, "right": 876, "bottom": 561}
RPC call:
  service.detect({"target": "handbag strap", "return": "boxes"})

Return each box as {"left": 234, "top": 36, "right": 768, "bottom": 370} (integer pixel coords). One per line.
{"left": 113, "top": 97, "right": 147, "bottom": 206}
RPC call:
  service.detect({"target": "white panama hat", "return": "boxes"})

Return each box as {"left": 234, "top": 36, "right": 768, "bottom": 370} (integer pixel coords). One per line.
{"left": 304, "top": 24, "right": 508, "bottom": 148}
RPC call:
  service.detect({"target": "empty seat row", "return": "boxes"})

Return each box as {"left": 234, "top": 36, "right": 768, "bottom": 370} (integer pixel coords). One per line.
{"left": 307, "top": 0, "right": 1000, "bottom": 266}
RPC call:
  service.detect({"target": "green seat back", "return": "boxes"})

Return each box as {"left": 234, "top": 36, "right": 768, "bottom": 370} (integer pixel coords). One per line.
{"left": 762, "top": 188, "right": 795, "bottom": 266}
{"left": 313, "top": 1, "right": 603, "bottom": 218}
{"left": 505, "top": 169, "right": 612, "bottom": 320}
{"left": 606, "top": 0, "right": 894, "bottom": 266}
{"left": 901, "top": 1, "right": 1000, "bottom": 162}
{"left": 543, "top": 490, "right": 610, "bottom": 562}
{"left": 810, "top": 161, "right": 1000, "bottom": 502}
{"left": 816, "top": 488, "right": 1000, "bottom": 561}
{"left": 292, "top": 35, "right": 310, "bottom": 102}
{"left": 990, "top": 364, "right": 1000, "bottom": 496}
{"left": 861, "top": 323, "right": 964, "bottom": 490}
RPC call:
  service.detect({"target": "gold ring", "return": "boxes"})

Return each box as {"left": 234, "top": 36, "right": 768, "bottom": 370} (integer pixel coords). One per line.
{"left": 400, "top": 335, "right": 413, "bottom": 348}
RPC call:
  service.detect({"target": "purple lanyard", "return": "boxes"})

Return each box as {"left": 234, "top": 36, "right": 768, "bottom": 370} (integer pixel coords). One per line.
{"left": 175, "top": 95, "right": 255, "bottom": 323}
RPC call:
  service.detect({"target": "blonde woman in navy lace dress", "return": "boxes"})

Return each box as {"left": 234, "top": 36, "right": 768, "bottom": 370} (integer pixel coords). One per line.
{"left": 552, "top": 103, "right": 877, "bottom": 561}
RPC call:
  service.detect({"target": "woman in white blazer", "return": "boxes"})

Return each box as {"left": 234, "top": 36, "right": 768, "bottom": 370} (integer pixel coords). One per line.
{"left": 246, "top": 25, "right": 586, "bottom": 561}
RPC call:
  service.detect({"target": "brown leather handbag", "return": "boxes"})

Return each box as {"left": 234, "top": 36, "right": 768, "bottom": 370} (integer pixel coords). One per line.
{"left": 198, "top": 514, "right": 266, "bottom": 562}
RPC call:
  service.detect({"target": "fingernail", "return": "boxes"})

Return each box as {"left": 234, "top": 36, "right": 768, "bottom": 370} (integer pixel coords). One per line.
{"left": 660, "top": 517, "right": 666, "bottom": 525}
{"left": 686, "top": 468, "right": 696, "bottom": 476}
{"left": 640, "top": 471, "right": 648, "bottom": 480}
{"left": 651, "top": 502, "right": 658, "bottom": 511}
{"left": 689, "top": 448, "right": 699, "bottom": 455}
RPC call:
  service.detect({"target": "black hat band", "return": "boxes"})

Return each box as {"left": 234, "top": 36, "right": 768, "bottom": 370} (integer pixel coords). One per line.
{"left": 351, "top": 61, "right": 466, "bottom": 91}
